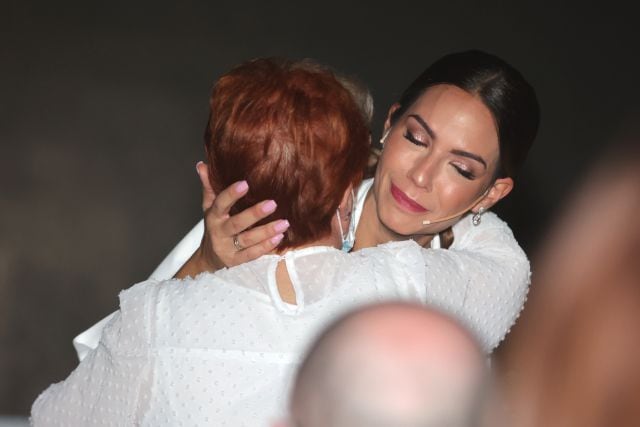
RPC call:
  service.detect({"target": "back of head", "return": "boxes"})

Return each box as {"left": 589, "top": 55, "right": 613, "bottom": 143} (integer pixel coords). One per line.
{"left": 290, "top": 302, "right": 486, "bottom": 427}
{"left": 293, "top": 58, "right": 374, "bottom": 128}
{"left": 205, "top": 58, "right": 370, "bottom": 250}
{"left": 390, "top": 50, "right": 540, "bottom": 181}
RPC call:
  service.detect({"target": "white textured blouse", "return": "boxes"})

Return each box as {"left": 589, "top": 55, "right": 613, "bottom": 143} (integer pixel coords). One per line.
{"left": 32, "top": 233, "right": 528, "bottom": 426}
{"left": 33, "top": 178, "right": 531, "bottom": 425}
{"left": 71, "top": 179, "right": 530, "bottom": 361}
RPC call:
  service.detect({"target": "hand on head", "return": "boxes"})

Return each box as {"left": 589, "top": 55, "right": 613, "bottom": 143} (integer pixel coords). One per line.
{"left": 173, "top": 161, "right": 290, "bottom": 279}
{"left": 176, "top": 60, "right": 373, "bottom": 277}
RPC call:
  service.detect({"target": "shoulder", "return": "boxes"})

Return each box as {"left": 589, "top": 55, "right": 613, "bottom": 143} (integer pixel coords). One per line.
{"left": 353, "top": 240, "right": 426, "bottom": 281}
{"left": 355, "top": 239, "right": 423, "bottom": 260}
{"left": 118, "top": 278, "right": 162, "bottom": 315}
{"left": 97, "top": 279, "right": 164, "bottom": 353}
{"left": 452, "top": 210, "right": 512, "bottom": 237}
{"left": 451, "top": 211, "right": 526, "bottom": 259}
{"left": 124, "top": 273, "right": 219, "bottom": 311}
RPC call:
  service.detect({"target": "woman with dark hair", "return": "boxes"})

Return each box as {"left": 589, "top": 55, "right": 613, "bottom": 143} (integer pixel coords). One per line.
{"left": 72, "top": 50, "right": 539, "bottom": 358}
{"left": 167, "top": 50, "right": 538, "bottom": 346}
{"left": 33, "top": 58, "right": 474, "bottom": 425}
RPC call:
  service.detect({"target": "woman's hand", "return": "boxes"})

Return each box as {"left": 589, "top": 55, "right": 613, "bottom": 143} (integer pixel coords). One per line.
{"left": 174, "top": 162, "right": 289, "bottom": 279}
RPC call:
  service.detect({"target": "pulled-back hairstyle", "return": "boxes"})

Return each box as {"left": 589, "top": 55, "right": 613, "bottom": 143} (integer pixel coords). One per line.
{"left": 390, "top": 50, "right": 540, "bottom": 181}
{"left": 205, "top": 58, "right": 370, "bottom": 250}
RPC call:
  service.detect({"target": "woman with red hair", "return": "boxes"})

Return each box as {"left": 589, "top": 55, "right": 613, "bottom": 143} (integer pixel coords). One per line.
{"left": 32, "top": 58, "right": 450, "bottom": 425}
{"left": 72, "top": 50, "right": 538, "bottom": 362}
{"left": 160, "top": 50, "right": 538, "bottom": 352}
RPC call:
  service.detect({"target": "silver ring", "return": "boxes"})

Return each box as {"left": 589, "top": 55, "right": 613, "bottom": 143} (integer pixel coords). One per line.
{"left": 233, "top": 234, "right": 244, "bottom": 251}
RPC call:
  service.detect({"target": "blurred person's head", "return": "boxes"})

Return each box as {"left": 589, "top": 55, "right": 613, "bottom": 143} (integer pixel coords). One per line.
{"left": 286, "top": 302, "right": 487, "bottom": 427}
{"left": 492, "top": 122, "right": 640, "bottom": 427}
{"left": 205, "top": 58, "right": 370, "bottom": 251}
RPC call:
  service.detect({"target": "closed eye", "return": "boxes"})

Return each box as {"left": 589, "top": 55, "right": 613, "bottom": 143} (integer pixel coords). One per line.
{"left": 452, "top": 164, "right": 475, "bottom": 180}
{"left": 403, "top": 130, "right": 427, "bottom": 147}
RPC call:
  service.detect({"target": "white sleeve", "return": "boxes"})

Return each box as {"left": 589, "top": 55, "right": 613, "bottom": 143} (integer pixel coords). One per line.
{"left": 32, "top": 282, "right": 156, "bottom": 426}
{"left": 420, "top": 212, "right": 530, "bottom": 354}
{"left": 72, "top": 221, "right": 204, "bottom": 361}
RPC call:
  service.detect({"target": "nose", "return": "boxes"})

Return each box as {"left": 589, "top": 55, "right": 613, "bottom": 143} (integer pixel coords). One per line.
{"left": 408, "top": 155, "right": 437, "bottom": 192}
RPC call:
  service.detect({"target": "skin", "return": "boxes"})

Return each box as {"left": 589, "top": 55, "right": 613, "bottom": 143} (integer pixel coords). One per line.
{"left": 176, "top": 164, "right": 353, "bottom": 305}
{"left": 355, "top": 84, "right": 513, "bottom": 249}
{"left": 286, "top": 303, "right": 486, "bottom": 427}
{"left": 175, "top": 84, "right": 514, "bottom": 278}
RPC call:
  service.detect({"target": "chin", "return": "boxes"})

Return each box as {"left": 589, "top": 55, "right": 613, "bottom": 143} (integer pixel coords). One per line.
{"left": 379, "top": 209, "right": 424, "bottom": 237}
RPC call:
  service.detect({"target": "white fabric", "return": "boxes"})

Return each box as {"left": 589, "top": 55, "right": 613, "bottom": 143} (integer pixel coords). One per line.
{"left": 71, "top": 221, "right": 206, "bottom": 361}
{"left": 71, "top": 179, "right": 448, "bottom": 360}
{"left": 34, "top": 173, "right": 531, "bottom": 424}
{"left": 33, "top": 225, "right": 529, "bottom": 425}
{"left": 33, "top": 241, "right": 432, "bottom": 425}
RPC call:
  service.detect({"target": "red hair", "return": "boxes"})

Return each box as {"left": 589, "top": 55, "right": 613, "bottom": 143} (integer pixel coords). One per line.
{"left": 205, "top": 58, "right": 370, "bottom": 250}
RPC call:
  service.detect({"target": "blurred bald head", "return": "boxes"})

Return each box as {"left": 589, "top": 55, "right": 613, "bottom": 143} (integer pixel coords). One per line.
{"left": 288, "top": 302, "right": 486, "bottom": 427}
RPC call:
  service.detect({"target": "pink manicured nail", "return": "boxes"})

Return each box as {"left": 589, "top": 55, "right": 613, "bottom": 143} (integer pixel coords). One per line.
{"left": 271, "top": 233, "right": 284, "bottom": 245}
{"left": 235, "top": 181, "right": 249, "bottom": 193}
{"left": 261, "top": 200, "right": 277, "bottom": 213}
{"left": 274, "top": 220, "right": 290, "bottom": 232}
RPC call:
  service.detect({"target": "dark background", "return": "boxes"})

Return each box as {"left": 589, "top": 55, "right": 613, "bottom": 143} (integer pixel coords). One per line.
{"left": 1, "top": 0, "right": 638, "bottom": 415}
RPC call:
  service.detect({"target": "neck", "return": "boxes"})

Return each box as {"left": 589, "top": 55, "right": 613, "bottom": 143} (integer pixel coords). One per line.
{"left": 272, "top": 235, "right": 340, "bottom": 256}
{"left": 272, "top": 234, "right": 340, "bottom": 306}
{"left": 353, "top": 186, "right": 434, "bottom": 250}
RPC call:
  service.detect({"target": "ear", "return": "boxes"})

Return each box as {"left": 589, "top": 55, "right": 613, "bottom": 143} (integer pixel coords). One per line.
{"left": 379, "top": 103, "right": 402, "bottom": 146}
{"left": 339, "top": 184, "right": 355, "bottom": 214}
{"left": 383, "top": 103, "right": 402, "bottom": 134}
{"left": 196, "top": 161, "right": 216, "bottom": 212}
{"left": 471, "top": 177, "right": 514, "bottom": 212}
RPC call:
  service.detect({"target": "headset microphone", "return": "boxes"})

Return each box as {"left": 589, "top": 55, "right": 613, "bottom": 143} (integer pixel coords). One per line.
{"left": 421, "top": 186, "right": 491, "bottom": 225}
{"left": 380, "top": 129, "right": 391, "bottom": 144}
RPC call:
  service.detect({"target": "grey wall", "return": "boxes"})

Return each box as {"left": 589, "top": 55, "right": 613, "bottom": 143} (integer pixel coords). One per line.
{"left": 1, "top": 0, "right": 638, "bottom": 414}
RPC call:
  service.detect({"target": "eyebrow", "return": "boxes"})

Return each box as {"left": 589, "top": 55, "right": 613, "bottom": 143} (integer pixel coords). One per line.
{"left": 451, "top": 149, "right": 487, "bottom": 169}
{"left": 408, "top": 114, "right": 436, "bottom": 139}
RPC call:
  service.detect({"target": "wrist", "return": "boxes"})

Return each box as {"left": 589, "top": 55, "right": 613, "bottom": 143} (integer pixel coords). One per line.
{"left": 193, "top": 246, "right": 222, "bottom": 272}
{"left": 173, "top": 247, "right": 219, "bottom": 280}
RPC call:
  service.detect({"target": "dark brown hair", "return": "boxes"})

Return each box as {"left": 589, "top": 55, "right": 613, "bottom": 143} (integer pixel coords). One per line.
{"left": 391, "top": 50, "right": 540, "bottom": 181}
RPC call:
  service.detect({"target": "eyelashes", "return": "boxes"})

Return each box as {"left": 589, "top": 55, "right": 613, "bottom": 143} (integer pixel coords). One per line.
{"left": 453, "top": 165, "right": 475, "bottom": 180}
{"left": 404, "top": 130, "right": 476, "bottom": 180}
{"left": 403, "top": 130, "right": 426, "bottom": 147}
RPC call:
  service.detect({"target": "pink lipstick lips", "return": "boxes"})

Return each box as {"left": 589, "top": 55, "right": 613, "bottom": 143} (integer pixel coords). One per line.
{"left": 390, "top": 183, "right": 428, "bottom": 213}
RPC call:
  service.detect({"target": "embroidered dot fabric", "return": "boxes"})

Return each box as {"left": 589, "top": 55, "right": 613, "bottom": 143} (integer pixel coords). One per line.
{"left": 31, "top": 210, "right": 530, "bottom": 426}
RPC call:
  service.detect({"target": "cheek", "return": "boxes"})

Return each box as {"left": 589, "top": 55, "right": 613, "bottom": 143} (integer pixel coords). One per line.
{"left": 437, "top": 180, "right": 482, "bottom": 209}
{"left": 378, "top": 142, "right": 416, "bottom": 178}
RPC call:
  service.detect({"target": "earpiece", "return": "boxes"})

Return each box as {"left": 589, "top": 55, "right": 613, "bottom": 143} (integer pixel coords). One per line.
{"left": 380, "top": 129, "right": 391, "bottom": 145}
{"left": 421, "top": 187, "right": 492, "bottom": 226}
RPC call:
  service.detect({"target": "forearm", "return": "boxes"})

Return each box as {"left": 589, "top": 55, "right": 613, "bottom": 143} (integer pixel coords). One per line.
{"left": 173, "top": 246, "right": 222, "bottom": 279}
